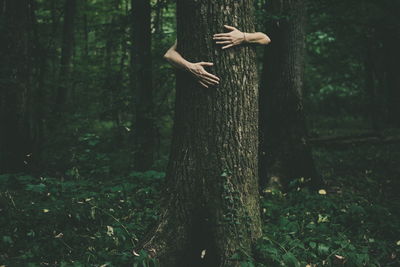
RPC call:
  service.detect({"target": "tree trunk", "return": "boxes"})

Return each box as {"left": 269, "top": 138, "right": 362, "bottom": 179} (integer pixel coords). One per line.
{"left": 364, "top": 34, "right": 381, "bottom": 133}
{"left": 0, "top": 0, "right": 33, "bottom": 172}
{"left": 55, "top": 0, "right": 76, "bottom": 114}
{"left": 136, "top": 1, "right": 262, "bottom": 266}
{"left": 29, "top": 0, "right": 47, "bottom": 170}
{"left": 383, "top": 29, "right": 400, "bottom": 126}
{"left": 259, "top": 0, "right": 321, "bottom": 191}
{"left": 82, "top": 0, "right": 89, "bottom": 60}
{"left": 132, "top": 0, "right": 155, "bottom": 171}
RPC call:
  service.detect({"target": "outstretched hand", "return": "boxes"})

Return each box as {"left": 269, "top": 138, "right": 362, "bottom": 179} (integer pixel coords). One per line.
{"left": 187, "top": 62, "right": 220, "bottom": 88}
{"left": 213, "top": 25, "right": 245, "bottom": 49}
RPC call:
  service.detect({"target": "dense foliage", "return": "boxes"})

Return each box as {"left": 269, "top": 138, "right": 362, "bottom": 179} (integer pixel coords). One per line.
{"left": 1, "top": 141, "right": 399, "bottom": 266}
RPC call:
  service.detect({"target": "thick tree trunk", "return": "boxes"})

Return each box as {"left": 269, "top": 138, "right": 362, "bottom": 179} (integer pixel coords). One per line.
{"left": 259, "top": 0, "right": 321, "bottom": 191}
{"left": 136, "top": 1, "right": 262, "bottom": 266}
{"left": 132, "top": 0, "right": 155, "bottom": 171}
{"left": 55, "top": 0, "right": 76, "bottom": 114}
{"left": 0, "top": 0, "right": 33, "bottom": 172}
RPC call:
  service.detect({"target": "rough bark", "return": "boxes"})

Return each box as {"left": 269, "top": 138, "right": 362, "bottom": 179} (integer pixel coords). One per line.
{"left": 132, "top": 0, "right": 155, "bottom": 171}
{"left": 259, "top": 0, "right": 322, "bottom": 191}
{"left": 136, "top": 1, "right": 262, "bottom": 266}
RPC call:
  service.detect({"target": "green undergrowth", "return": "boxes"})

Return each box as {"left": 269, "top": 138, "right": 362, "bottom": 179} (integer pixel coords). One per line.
{"left": 253, "top": 143, "right": 400, "bottom": 266}
{"left": 0, "top": 171, "right": 163, "bottom": 266}
{"left": 254, "top": 185, "right": 400, "bottom": 266}
{"left": 1, "top": 143, "right": 400, "bottom": 266}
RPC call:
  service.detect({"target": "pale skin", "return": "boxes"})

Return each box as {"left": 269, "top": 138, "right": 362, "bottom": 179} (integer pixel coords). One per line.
{"left": 164, "top": 25, "right": 271, "bottom": 88}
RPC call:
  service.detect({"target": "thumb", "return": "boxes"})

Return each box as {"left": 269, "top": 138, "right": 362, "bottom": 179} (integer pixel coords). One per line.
{"left": 224, "top": 25, "right": 236, "bottom": 31}
{"left": 200, "top": 62, "right": 214, "bottom": 67}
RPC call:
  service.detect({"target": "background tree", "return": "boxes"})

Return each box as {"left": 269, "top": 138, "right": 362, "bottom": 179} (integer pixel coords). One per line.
{"left": 54, "top": 0, "right": 76, "bottom": 115}
{"left": 259, "top": 0, "right": 321, "bottom": 190}
{"left": 131, "top": 0, "right": 155, "bottom": 171}
{"left": 0, "top": 0, "right": 36, "bottom": 172}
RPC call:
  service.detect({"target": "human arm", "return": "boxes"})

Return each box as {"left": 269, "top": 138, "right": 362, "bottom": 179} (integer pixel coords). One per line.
{"left": 163, "top": 40, "right": 220, "bottom": 88}
{"left": 213, "top": 25, "right": 271, "bottom": 49}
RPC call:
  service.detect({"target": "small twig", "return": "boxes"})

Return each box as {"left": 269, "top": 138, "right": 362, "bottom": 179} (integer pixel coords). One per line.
{"left": 87, "top": 202, "right": 136, "bottom": 246}
{"left": 58, "top": 238, "right": 73, "bottom": 251}
{"left": 6, "top": 191, "right": 17, "bottom": 208}
{"left": 263, "top": 233, "right": 288, "bottom": 254}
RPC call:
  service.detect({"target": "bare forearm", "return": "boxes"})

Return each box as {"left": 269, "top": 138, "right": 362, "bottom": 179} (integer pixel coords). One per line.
{"left": 164, "top": 43, "right": 193, "bottom": 71}
{"left": 213, "top": 25, "right": 271, "bottom": 49}
{"left": 243, "top": 32, "right": 271, "bottom": 45}
{"left": 163, "top": 41, "right": 219, "bottom": 88}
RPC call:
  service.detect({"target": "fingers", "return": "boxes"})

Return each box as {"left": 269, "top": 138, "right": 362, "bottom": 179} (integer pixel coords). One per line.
{"left": 222, "top": 44, "right": 234, "bottom": 49}
{"left": 202, "top": 73, "right": 219, "bottom": 84}
{"left": 204, "top": 79, "right": 217, "bottom": 86}
{"left": 200, "top": 73, "right": 219, "bottom": 84}
{"left": 201, "top": 69, "right": 219, "bottom": 82}
{"left": 224, "top": 25, "right": 236, "bottom": 31}
{"left": 215, "top": 40, "right": 231, "bottom": 45}
{"left": 198, "top": 63, "right": 220, "bottom": 82}
{"left": 199, "top": 80, "right": 209, "bottom": 88}
{"left": 199, "top": 78, "right": 218, "bottom": 88}
{"left": 198, "top": 71, "right": 219, "bottom": 86}
{"left": 213, "top": 33, "right": 230, "bottom": 38}
{"left": 204, "top": 72, "right": 220, "bottom": 82}
{"left": 192, "top": 62, "right": 220, "bottom": 87}
{"left": 199, "top": 62, "right": 214, "bottom": 67}
{"left": 213, "top": 36, "right": 231, "bottom": 41}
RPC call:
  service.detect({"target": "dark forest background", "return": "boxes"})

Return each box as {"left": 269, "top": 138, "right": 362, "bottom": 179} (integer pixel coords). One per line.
{"left": 1, "top": 0, "right": 400, "bottom": 266}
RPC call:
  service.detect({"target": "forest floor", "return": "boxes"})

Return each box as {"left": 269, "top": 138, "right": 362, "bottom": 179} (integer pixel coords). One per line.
{"left": 1, "top": 117, "right": 399, "bottom": 266}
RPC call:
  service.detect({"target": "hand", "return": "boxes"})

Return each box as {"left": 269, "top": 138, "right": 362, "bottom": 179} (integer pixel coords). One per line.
{"left": 213, "top": 25, "right": 245, "bottom": 49}
{"left": 187, "top": 62, "right": 220, "bottom": 88}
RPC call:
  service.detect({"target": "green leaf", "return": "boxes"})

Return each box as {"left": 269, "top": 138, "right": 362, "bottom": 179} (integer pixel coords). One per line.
{"left": 282, "top": 252, "right": 300, "bottom": 267}
{"left": 317, "top": 243, "right": 330, "bottom": 255}
{"left": 26, "top": 183, "right": 46, "bottom": 193}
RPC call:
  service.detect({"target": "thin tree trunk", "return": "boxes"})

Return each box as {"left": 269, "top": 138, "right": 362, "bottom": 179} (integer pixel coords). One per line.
{"left": 384, "top": 29, "right": 400, "bottom": 126}
{"left": 132, "top": 0, "right": 155, "bottom": 170}
{"left": 28, "top": 0, "right": 46, "bottom": 170}
{"left": 154, "top": 0, "right": 164, "bottom": 35}
{"left": 259, "top": 0, "right": 321, "bottom": 191}
{"left": 364, "top": 34, "right": 381, "bottom": 132}
{"left": 83, "top": 0, "right": 89, "bottom": 60}
{"left": 55, "top": 0, "right": 76, "bottom": 114}
{"left": 136, "top": 1, "right": 262, "bottom": 266}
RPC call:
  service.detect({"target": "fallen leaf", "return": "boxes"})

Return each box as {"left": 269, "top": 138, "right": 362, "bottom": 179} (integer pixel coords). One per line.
{"left": 132, "top": 250, "right": 140, "bottom": 256}
{"left": 54, "top": 233, "right": 63, "bottom": 238}
{"left": 106, "top": 226, "right": 114, "bottom": 236}
{"left": 201, "top": 249, "right": 206, "bottom": 259}
{"left": 335, "top": 254, "right": 345, "bottom": 260}
{"left": 318, "top": 189, "right": 327, "bottom": 195}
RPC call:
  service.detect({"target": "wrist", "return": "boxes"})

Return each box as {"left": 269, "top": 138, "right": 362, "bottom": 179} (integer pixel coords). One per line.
{"left": 243, "top": 32, "right": 247, "bottom": 43}
{"left": 185, "top": 62, "right": 195, "bottom": 71}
